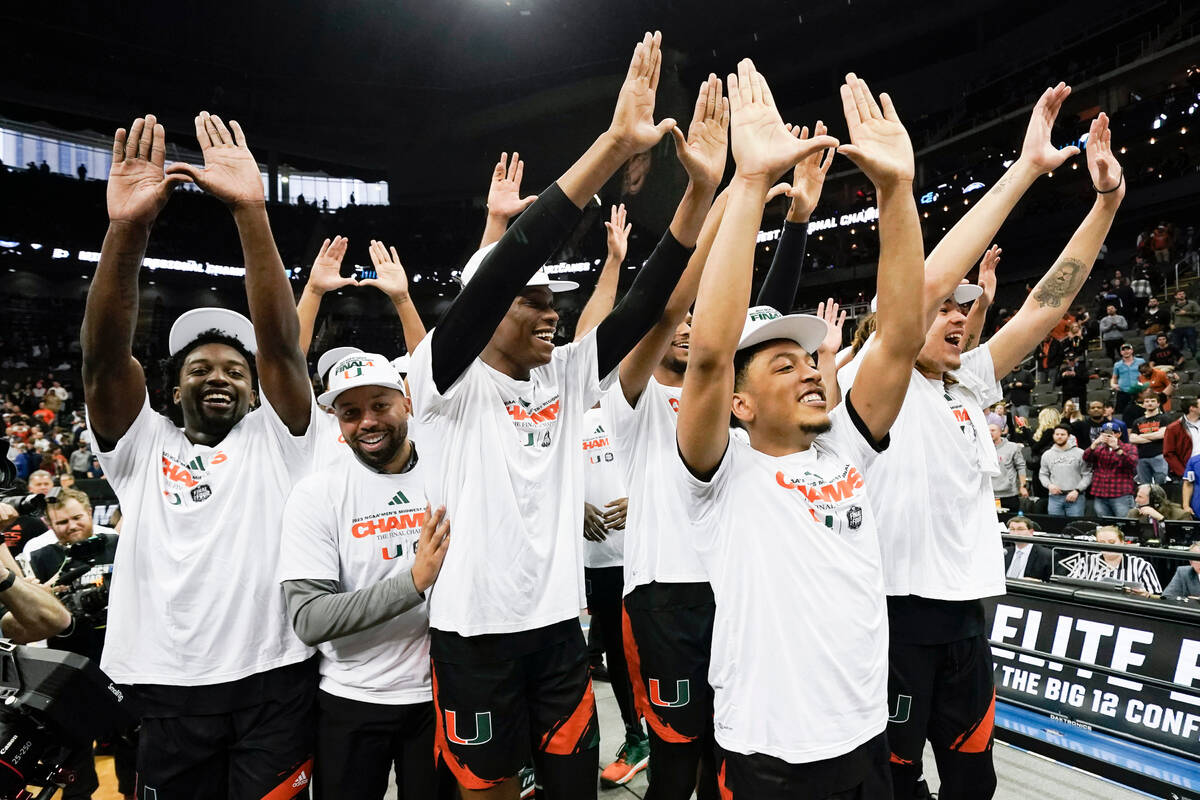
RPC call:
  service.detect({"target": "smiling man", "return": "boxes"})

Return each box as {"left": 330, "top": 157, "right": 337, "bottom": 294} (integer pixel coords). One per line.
{"left": 279, "top": 353, "right": 454, "bottom": 799}
{"left": 81, "top": 113, "right": 322, "bottom": 799}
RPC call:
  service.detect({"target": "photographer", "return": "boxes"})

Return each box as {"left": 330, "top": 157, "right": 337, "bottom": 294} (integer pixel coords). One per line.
{"left": 0, "top": 502, "right": 71, "bottom": 643}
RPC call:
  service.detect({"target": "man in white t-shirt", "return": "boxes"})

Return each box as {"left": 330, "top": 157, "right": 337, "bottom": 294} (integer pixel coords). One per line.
{"left": 279, "top": 354, "right": 454, "bottom": 799}
{"left": 81, "top": 113, "right": 322, "bottom": 799}
{"left": 409, "top": 33, "right": 721, "bottom": 799}
{"left": 675, "top": 64, "right": 926, "bottom": 797}
{"left": 839, "top": 94, "right": 1126, "bottom": 798}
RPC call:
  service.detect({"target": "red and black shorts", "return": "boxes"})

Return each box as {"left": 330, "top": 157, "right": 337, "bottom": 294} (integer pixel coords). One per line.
{"left": 716, "top": 732, "right": 891, "bottom": 799}
{"left": 430, "top": 618, "right": 599, "bottom": 791}
{"left": 622, "top": 581, "right": 715, "bottom": 744}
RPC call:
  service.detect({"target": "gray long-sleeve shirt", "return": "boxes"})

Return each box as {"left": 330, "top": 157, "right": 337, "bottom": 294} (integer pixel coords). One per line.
{"left": 1099, "top": 314, "right": 1128, "bottom": 341}
{"left": 1163, "top": 565, "right": 1200, "bottom": 598}
{"left": 991, "top": 438, "right": 1026, "bottom": 497}
{"left": 1039, "top": 444, "right": 1094, "bottom": 493}
{"left": 282, "top": 571, "right": 423, "bottom": 647}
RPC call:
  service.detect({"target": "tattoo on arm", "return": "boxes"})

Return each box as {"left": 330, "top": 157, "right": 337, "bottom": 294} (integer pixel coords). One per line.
{"left": 1032, "top": 257, "right": 1087, "bottom": 308}
{"left": 992, "top": 173, "right": 1013, "bottom": 195}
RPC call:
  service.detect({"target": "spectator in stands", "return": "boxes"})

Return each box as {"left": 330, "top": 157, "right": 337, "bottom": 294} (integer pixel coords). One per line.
{"left": 1057, "top": 357, "right": 1086, "bottom": 406}
{"left": 1129, "top": 268, "right": 1153, "bottom": 320}
{"left": 12, "top": 442, "right": 39, "bottom": 480}
{"left": 1029, "top": 406, "right": 1063, "bottom": 467}
{"left": 1141, "top": 297, "right": 1170, "bottom": 357}
{"left": 1149, "top": 333, "right": 1184, "bottom": 369}
{"left": 1069, "top": 526, "right": 1162, "bottom": 595}
{"left": 1111, "top": 276, "right": 1135, "bottom": 319}
{"left": 1152, "top": 223, "right": 1173, "bottom": 264}
{"left": 1129, "top": 390, "right": 1173, "bottom": 485}
{"left": 1059, "top": 322, "right": 1086, "bottom": 363}
{"left": 1165, "top": 396, "right": 1200, "bottom": 481}
{"left": 1134, "top": 361, "right": 1174, "bottom": 410}
{"left": 1096, "top": 283, "right": 1123, "bottom": 316}
{"left": 1162, "top": 543, "right": 1200, "bottom": 599}
{"left": 990, "top": 423, "right": 1028, "bottom": 511}
{"left": 1072, "top": 306, "right": 1097, "bottom": 344}
{"left": 31, "top": 402, "right": 53, "bottom": 427}
{"left": 985, "top": 403, "right": 1006, "bottom": 431}
{"left": 1001, "top": 363, "right": 1035, "bottom": 418}
{"left": 1127, "top": 483, "right": 1191, "bottom": 541}
{"left": 1171, "top": 289, "right": 1200, "bottom": 357}
{"left": 26, "top": 470, "right": 53, "bottom": 496}
{"left": 1040, "top": 424, "right": 1091, "bottom": 517}
{"left": 1110, "top": 343, "right": 1145, "bottom": 417}
{"left": 1035, "top": 334, "right": 1063, "bottom": 385}
{"left": 1098, "top": 304, "right": 1127, "bottom": 360}
{"left": 1083, "top": 423, "right": 1138, "bottom": 516}
{"left": 1004, "top": 517, "right": 1053, "bottom": 581}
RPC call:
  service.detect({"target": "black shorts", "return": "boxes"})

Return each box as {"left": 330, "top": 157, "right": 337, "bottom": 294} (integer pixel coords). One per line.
{"left": 430, "top": 619, "right": 599, "bottom": 791}
{"left": 622, "top": 581, "right": 715, "bottom": 744}
{"left": 133, "top": 659, "right": 318, "bottom": 800}
{"left": 715, "top": 732, "right": 891, "bottom": 800}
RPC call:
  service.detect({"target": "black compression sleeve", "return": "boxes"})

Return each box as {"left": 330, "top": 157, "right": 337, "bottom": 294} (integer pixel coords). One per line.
{"left": 431, "top": 183, "right": 583, "bottom": 393}
{"left": 594, "top": 231, "right": 693, "bottom": 378}
{"left": 755, "top": 220, "right": 810, "bottom": 312}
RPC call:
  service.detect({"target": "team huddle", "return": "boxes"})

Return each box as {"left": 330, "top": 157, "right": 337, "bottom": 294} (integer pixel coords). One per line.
{"left": 82, "top": 31, "right": 1124, "bottom": 800}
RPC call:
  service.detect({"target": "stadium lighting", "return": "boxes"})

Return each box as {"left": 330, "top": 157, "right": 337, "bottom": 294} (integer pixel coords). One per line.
{"left": 1152, "top": 118, "right": 1162, "bottom": 130}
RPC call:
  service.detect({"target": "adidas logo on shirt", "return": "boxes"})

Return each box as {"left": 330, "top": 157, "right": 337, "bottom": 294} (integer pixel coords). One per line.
{"left": 387, "top": 490, "right": 410, "bottom": 506}
{"left": 292, "top": 770, "right": 309, "bottom": 788}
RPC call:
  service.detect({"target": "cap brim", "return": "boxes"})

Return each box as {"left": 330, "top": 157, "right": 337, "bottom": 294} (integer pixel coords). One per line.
{"left": 317, "top": 347, "right": 363, "bottom": 378}
{"left": 953, "top": 284, "right": 984, "bottom": 304}
{"left": 168, "top": 308, "right": 257, "bottom": 356}
{"left": 737, "top": 314, "right": 829, "bottom": 355}
{"left": 391, "top": 355, "right": 412, "bottom": 375}
{"left": 318, "top": 378, "right": 406, "bottom": 408}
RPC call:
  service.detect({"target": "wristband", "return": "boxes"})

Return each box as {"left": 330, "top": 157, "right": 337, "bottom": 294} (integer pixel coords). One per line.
{"left": 1094, "top": 169, "right": 1123, "bottom": 195}
{"left": 0, "top": 570, "right": 16, "bottom": 593}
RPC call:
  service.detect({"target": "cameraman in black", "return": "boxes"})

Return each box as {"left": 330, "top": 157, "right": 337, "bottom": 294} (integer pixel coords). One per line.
{"left": 35, "top": 488, "right": 130, "bottom": 800}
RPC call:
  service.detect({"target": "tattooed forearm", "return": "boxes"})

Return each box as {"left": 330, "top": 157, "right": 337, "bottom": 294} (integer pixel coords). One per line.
{"left": 1032, "top": 257, "right": 1087, "bottom": 308}
{"left": 992, "top": 172, "right": 1013, "bottom": 196}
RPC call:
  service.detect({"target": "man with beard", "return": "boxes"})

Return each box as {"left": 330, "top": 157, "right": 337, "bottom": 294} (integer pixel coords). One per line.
{"left": 408, "top": 34, "right": 731, "bottom": 799}
{"left": 840, "top": 96, "right": 1125, "bottom": 799}
{"left": 81, "top": 113, "right": 322, "bottom": 799}
{"left": 279, "top": 354, "right": 454, "bottom": 799}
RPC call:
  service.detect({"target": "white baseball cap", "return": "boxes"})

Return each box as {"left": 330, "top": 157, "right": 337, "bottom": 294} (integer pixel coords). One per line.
{"left": 870, "top": 282, "right": 982, "bottom": 313}
{"left": 317, "top": 346, "right": 363, "bottom": 379}
{"left": 391, "top": 354, "right": 412, "bottom": 376}
{"left": 169, "top": 308, "right": 257, "bottom": 356}
{"left": 737, "top": 306, "right": 829, "bottom": 354}
{"left": 460, "top": 243, "right": 579, "bottom": 292}
{"left": 317, "top": 352, "right": 406, "bottom": 407}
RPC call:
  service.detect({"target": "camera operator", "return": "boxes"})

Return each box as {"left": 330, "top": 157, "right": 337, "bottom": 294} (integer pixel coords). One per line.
{"left": 0, "top": 502, "right": 71, "bottom": 643}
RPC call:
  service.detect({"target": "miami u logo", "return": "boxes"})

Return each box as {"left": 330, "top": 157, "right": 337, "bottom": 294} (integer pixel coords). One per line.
{"left": 446, "top": 710, "right": 493, "bottom": 745}
{"left": 889, "top": 694, "right": 912, "bottom": 724}
{"left": 648, "top": 679, "right": 690, "bottom": 708}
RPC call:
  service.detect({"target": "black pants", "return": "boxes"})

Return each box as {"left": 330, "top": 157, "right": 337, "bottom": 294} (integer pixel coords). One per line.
{"left": 623, "top": 582, "right": 718, "bottom": 800}
{"left": 585, "top": 566, "right": 641, "bottom": 737}
{"left": 716, "top": 732, "right": 891, "bottom": 799}
{"left": 135, "top": 669, "right": 317, "bottom": 800}
{"left": 314, "top": 691, "right": 455, "bottom": 799}
{"left": 887, "top": 634, "right": 997, "bottom": 800}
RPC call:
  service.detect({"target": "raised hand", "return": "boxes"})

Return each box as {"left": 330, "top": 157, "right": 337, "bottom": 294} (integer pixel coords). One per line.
{"left": 487, "top": 152, "right": 537, "bottom": 219}
{"left": 670, "top": 74, "right": 729, "bottom": 191}
{"left": 166, "top": 111, "right": 264, "bottom": 209}
{"left": 1019, "top": 83, "right": 1080, "bottom": 175}
{"left": 306, "top": 236, "right": 356, "bottom": 295}
{"left": 362, "top": 240, "right": 412, "bottom": 302}
{"left": 606, "top": 31, "right": 677, "bottom": 156}
{"left": 836, "top": 73, "right": 913, "bottom": 188}
{"left": 978, "top": 244, "right": 1001, "bottom": 305}
{"left": 782, "top": 122, "right": 835, "bottom": 221}
{"left": 815, "top": 298, "right": 847, "bottom": 355}
{"left": 107, "top": 114, "right": 191, "bottom": 227}
{"left": 604, "top": 204, "right": 632, "bottom": 265}
{"left": 727, "top": 59, "right": 839, "bottom": 181}
{"left": 1086, "top": 112, "right": 1124, "bottom": 197}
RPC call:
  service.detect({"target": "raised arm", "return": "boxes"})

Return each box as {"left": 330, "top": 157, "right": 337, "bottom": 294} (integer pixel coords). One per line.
{"left": 836, "top": 74, "right": 926, "bottom": 441}
{"left": 815, "top": 298, "right": 848, "bottom": 410}
{"left": 604, "top": 74, "right": 733, "bottom": 395}
{"left": 575, "top": 204, "right": 630, "bottom": 341}
{"left": 364, "top": 240, "right": 427, "bottom": 354}
{"left": 430, "top": 31, "right": 675, "bottom": 393}
{"left": 297, "top": 236, "right": 354, "bottom": 354}
{"left": 963, "top": 245, "right": 999, "bottom": 352}
{"left": 0, "top": 545, "right": 70, "bottom": 643}
{"left": 480, "top": 152, "right": 538, "bottom": 249}
{"left": 987, "top": 113, "right": 1125, "bottom": 378}
{"left": 679, "top": 60, "right": 839, "bottom": 476}
{"left": 922, "top": 84, "right": 1079, "bottom": 322}
{"left": 756, "top": 121, "right": 834, "bottom": 311}
{"left": 167, "top": 112, "right": 313, "bottom": 434}
{"left": 83, "top": 115, "right": 191, "bottom": 448}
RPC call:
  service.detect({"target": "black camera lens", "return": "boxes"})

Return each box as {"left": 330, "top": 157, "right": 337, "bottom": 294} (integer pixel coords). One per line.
{"left": 5, "top": 493, "right": 46, "bottom": 517}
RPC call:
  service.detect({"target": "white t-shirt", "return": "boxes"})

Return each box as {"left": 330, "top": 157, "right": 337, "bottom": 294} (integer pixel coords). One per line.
{"left": 408, "top": 329, "right": 615, "bottom": 635}
{"left": 581, "top": 406, "right": 625, "bottom": 569}
{"left": 677, "top": 402, "right": 888, "bottom": 763}
{"left": 605, "top": 377, "right": 708, "bottom": 594}
{"left": 311, "top": 403, "right": 425, "bottom": 470}
{"left": 839, "top": 342, "right": 1005, "bottom": 600}
{"left": 90, "top": 394, "right": 319, "bottom": 685}
{"left": 278, "top": 454, "right": 432, "bottom": 705}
